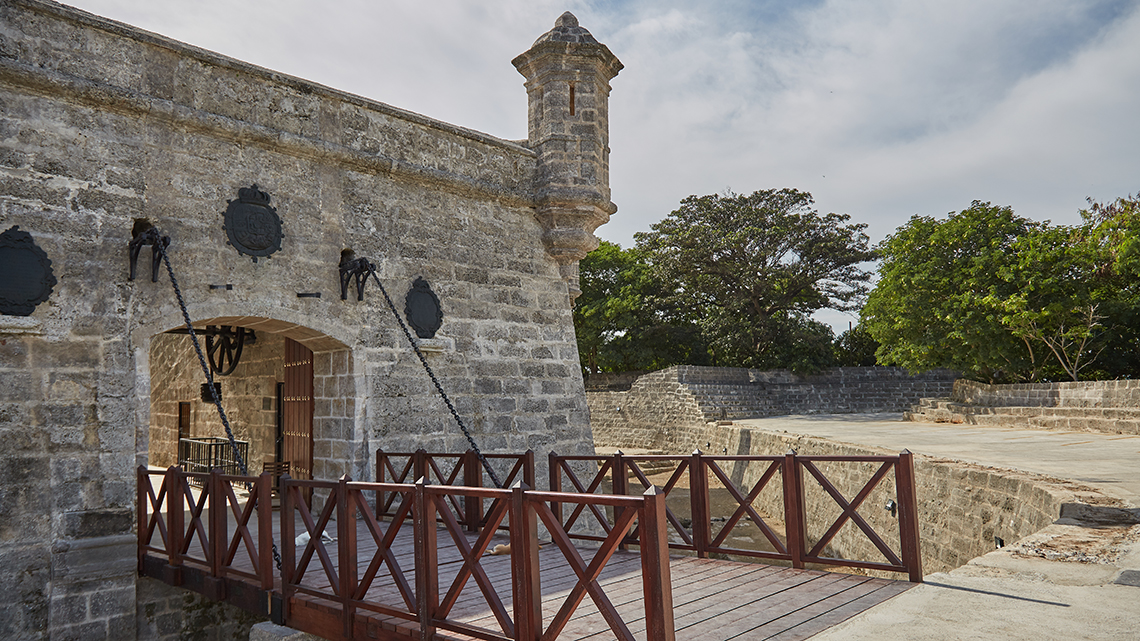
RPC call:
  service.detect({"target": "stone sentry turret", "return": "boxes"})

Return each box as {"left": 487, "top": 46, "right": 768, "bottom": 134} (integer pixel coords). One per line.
{"left": 514, "top": 12, "right": 623, "bottom": 302}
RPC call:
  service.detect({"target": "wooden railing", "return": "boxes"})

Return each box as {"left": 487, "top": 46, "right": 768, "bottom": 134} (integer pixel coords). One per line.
{"left": 375, "top": 449, "right": 535, "bottom": 532}
{"left": 137, "top": 467, "right": 277, "bottom": 609}
{"left": 549, "top": 449, "right": 923, "bottom": 582}
{"left": 137, "top": 463, "right": 675, "bottom": 641}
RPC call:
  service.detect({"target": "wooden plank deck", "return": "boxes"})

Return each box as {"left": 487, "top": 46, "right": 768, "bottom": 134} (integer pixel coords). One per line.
{"left": 201, "top": 514, "right": 913, "bottom": 641}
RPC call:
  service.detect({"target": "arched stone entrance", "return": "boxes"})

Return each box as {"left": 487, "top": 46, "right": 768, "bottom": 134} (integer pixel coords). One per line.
{"left": 143, "top": 315, "right": 357, "bottom": 483}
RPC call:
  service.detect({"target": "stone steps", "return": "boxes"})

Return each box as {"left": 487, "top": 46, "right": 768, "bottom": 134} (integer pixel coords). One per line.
{"left": 905, "top": 397, "right": 1140, "bottom": 435}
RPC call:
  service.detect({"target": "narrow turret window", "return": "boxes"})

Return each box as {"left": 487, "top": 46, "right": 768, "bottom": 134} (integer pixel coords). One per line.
{"left": 569, "top": 83, "right": 576, "bottom": 116}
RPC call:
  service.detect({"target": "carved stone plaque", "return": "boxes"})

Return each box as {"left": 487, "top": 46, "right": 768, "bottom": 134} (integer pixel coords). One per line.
{"left": 222, "top": 184, "right": 283, "bottom": 262}
{"left": 405, "top": 277, "right": 443, "bottom": 339}
{"left": 0, "top": 226, "right": 57, "bottom": 316}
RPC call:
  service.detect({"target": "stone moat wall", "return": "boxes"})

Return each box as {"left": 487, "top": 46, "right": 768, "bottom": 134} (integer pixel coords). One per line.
{"left": 952, "top": 378, "right": 1140, "bottom": 408}
{"left": 586, "top": 366, "right": 1098, "bottom": 575}
{"left": 608, "top": 420, "right": 1076, "bottom": 576}
{"left": 587, "top": 366, "right": 958, "bottom": 452}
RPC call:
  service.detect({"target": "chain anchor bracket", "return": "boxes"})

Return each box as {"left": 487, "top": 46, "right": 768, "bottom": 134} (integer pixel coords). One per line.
{"left": 339, "top": 250, "right": 375, "bottom": 301}
{"left": 128, "top": 222, "right": 170, "bottom": 282}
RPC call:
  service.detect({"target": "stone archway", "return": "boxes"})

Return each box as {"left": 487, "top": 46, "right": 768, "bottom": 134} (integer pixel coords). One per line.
{"left": 143, "top": 315, "right": 358, "bottom": 482}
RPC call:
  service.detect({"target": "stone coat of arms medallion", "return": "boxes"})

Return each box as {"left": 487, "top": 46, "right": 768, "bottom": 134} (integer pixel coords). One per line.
{"left": 222, "top": 184, "right": 284, "bottom": 262}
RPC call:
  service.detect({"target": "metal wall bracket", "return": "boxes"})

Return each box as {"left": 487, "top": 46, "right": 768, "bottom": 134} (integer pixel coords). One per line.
{"left": 339, "top": 251, "right": 375, "bottom": 301}
{"left": 129, "top": 225, "right": 170, "bottom": 282}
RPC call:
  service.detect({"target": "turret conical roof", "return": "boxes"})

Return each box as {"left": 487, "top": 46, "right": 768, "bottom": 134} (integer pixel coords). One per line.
{"left": 531, "top": 12, "right": 599, "bottom": 46}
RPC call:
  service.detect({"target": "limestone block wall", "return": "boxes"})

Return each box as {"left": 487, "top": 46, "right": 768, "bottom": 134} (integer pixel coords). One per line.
{"left": 587, "top": 368, "right": 710, "bottom": 454}
{"left": 733, "top": 430, "right": 1067, "bottom": 575}
{"left": 952, "top": 378, "right": 1140, "bottom": 408}
{"left": 588, "top": 366, "right": 958, "bottom": 452}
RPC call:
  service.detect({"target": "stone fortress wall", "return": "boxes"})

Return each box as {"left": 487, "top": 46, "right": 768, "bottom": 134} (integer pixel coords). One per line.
{"left": 586, "top": 365, "right": 958, "bottom": 452}
{"left": 0, "top": 2, "right": 620, "bottom": 639}
{"left": 907, "top": 378, "right": 1140, "bottom": 434}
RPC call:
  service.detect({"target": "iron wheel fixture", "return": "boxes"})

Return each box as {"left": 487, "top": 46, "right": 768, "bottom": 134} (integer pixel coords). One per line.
{"left": 170, "top": 325, "right": 256, "bottom": 376}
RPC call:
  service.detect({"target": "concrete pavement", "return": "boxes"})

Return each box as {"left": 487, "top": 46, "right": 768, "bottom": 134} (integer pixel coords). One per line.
{"left": 734, "top": 414, "right": 1140, "bottom": 641}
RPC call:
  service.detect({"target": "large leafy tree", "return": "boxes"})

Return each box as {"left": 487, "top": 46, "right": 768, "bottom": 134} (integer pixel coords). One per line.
{"left": 634, "top": 189, "right": 874, "bottom": 370}
{"left": 992, "top": 194, "right": 1140, "bottom": 380}
{"left": 573, "top": 241, "right": 707, "bottom": 375}
{"left": 863, "top": 202, "right": 1038, "bottom": 382}
{"left": 865, "top": 195, "right": 1140, "bottom": 382}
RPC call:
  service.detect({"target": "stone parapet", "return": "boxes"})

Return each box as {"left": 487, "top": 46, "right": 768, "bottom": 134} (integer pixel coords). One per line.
{"left": 588, "top": 366, "right": 958, "bottom": 452}
{"left": 951, "top": 378, "right": 1140, "bottom": 408}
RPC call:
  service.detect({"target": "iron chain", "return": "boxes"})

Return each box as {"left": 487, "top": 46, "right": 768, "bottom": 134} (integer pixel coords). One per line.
{"left": 367, "top": 268, "right": 505, "bottom": 489}
{"left": 153, "top": 237, "right": 282, "bottom": 570}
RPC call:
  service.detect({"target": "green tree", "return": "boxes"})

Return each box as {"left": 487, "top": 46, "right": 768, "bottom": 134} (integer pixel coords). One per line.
{"left": 1082, "top": 193, "right": 1140, "bottom": 377}
{"left": 865, "top": 195, "right": 1140, "bottom": 382}
{"left": 987, "top": 225, "right": 1108, "bottom": 381}
{"left": 862, "top": 202, "right": 1038, "bottom": 382}
{"left": 573, "top": 241, "right": 707, "bottom": 375}
{"left": 988, "top": 194, "right": 1140, "bottom": 380}
{"left": 635, "top": 189, "right": 874, "bottom": 372}
{"left": 833, "top": 324, "right": 880, "bottom": 367}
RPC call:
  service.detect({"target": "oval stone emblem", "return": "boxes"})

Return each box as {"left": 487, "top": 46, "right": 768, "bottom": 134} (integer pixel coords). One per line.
{"left": 0, "top": 226, "right": 57, "bottom": 316}
{"left": 405, "top": 277, "right": 443, "bottom": 339}
{"left": 222, "top": 184, "right": 284, "bottom": 262}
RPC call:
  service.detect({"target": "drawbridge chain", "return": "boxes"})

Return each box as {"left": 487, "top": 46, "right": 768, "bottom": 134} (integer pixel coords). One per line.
{"left": 135, "top": 226, "right": 281, "bottom": 569}
{"left": 364, "top": 264, "right": 505, "bottom": 489}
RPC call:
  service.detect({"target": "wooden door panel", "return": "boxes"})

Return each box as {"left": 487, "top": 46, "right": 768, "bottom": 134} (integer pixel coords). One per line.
{"left": 283, "top": 338, "right": 313, "bottom": 481}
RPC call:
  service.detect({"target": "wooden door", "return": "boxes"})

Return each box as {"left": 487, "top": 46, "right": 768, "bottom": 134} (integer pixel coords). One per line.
{"left": 283, "top": 338, "right": 314, "bottom": 482}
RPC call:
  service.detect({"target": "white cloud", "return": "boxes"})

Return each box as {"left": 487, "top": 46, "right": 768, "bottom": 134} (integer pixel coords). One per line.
{"left": 56, "top": 0, "right": 1140, "bottom": 254}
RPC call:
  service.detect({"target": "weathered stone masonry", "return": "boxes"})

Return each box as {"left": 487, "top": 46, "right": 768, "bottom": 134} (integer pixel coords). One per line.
{"left": 908, "top": 378, "right": 1140, "bottom": 434}
{"left": 587, "top": 365, "right": 958, "bottom": 453}
{"left": 0, "top": 2, "right": 621, "bottom": 639}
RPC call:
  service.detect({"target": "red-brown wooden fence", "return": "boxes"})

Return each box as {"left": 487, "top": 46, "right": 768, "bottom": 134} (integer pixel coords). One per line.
{"left": 548, "top": 450, "right": 923, "bottom": 582}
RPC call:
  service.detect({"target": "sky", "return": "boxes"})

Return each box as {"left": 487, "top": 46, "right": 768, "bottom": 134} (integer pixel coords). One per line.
{"left": 61, "top": 0, "right": 1140, "bottom": 330}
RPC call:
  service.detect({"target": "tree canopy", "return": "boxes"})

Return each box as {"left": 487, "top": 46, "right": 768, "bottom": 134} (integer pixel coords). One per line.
{"left": 574, "top": 189, "right": 874, "bottom": 374}
{"left": 863, "top": 196, "right": 1140, "bottom": 382}
{"left": 573, "top": 241, "right": 706, "bottom": 375}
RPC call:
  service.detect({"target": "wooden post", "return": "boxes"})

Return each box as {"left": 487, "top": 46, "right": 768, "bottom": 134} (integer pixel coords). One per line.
{"left": 206, "top": 469, "right": 227, "bottom": 600}
{"left": 548, "top": 451, "right": 562, "bottom": 527}
{"left": 375, "top": 448, "right": 386, "bottom": 517}
{"left": 257, "top": 472, "right": 274, "bottom": 591}
{"left": 164, "top": 466, "right": 183, "bottom": 585}
{"left": 782, "top": 451, "right": 806, "bottom": 569}
{"left": 690, "top": 450, "right": 710, "bottom": 558}
{"left": 414, "top": 449, "right": 428, "bottom": 485}
{"left": 896, "top": 450, "right": 924, "bottom": 583}
{"left": 338, "top": 475, "right": 357, "bottom": 639}
{"left": 209, "top": 470, "right": 226, "bottom": 577}
{"left": 413, "top": 478, "right": 438, "bottom": 640}
{"left": 464, "top": 449, "right": 482, "bottom": 532}
{"left": 280, "top": 474, "right": 296, "bottom": 617}
{"left": 640, "top": 486, "right": 676, "bottom": 641}
{"left": 510, "top": 482, "right": 542, "bottom": 641}
{"left": 522, "top": 449, "right": 536, "bottom": 489}
{"left": 612, "top": 451, "right": 628, "bottom": 549}
{"left": 136, "top": 466, "right": 146, "bottom": 575}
